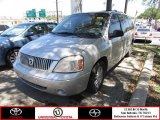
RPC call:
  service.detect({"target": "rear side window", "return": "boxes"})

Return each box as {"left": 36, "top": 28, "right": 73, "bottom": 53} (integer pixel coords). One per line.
{"left": 108, "top": 14, "right": 121, "bottom": 38}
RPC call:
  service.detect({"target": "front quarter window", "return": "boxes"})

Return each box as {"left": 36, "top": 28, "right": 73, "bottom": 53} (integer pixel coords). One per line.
{"left": 108, "top": 14, "right": 121, "bottom": 38}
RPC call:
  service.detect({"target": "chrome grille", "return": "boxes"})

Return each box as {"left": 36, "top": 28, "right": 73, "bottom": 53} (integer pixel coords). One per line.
{"left": 20, "top": 53, "right": 54, "bottom": 70}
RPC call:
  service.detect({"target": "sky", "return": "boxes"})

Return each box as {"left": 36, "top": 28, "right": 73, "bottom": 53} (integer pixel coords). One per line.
{"left": 0, "top": 0, "right": 146, "bottom": 18}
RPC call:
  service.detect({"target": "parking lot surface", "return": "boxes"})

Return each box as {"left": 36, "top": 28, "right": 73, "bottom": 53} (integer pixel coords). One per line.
{"left": 0, "top": 50, "right": 145, "bottom": 106}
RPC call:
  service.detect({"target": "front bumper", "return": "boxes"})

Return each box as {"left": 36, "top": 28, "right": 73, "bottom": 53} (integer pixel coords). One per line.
{"left": 14, "top": 61, "right": 90, "bottom": 96}
{"left": 134, "top": 36, "right": 152, "bottom": 40}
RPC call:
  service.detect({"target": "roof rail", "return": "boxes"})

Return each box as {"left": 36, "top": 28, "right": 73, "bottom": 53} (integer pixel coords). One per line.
{"left": 112, "top": 10, "right": 124, "bottom": 13}
{"left": 112, "top": 10, "right": 118, "bottom": 12}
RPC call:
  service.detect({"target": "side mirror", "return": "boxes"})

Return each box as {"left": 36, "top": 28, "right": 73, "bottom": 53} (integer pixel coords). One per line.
{"left": 25, "top": 31, "right": 34, "bottom": 37}
{"left": 110, "top": 30, "right": 124, "bottom": 38}
{"left": 115, "top": 30, "right": 124, "bottom": 37}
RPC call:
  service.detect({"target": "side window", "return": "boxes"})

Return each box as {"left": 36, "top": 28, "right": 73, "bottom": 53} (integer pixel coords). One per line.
{"left": 108, "top": 14, "right": 121, "bottom": 38}
{"left": 29, "top": 24, "right": 47, "bottom": 35}
{"left": 118, "top": 14, "right": 130, "bottom": 33}
{"left": 28, "top": 25, "right": 38, "bottom": 34}
{"left": 36, "top": 24, "right": 47, "bottom": 34}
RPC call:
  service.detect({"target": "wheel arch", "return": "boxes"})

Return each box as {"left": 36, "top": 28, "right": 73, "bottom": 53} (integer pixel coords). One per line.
{"left": 86, "top": 56, "right": 108, "bottom": 93}
{"left": 5, "top": 47, "right": 21, "bottom": 62}
{"left": 95, "top": 56, "right": 108, "bottom": 73}
{"left": 5, "top": 47, "right": 21, "bottom": 56}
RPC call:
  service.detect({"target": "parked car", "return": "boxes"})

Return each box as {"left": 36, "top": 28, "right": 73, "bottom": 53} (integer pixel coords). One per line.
{"left": 135, "top": 23, "right": 140, "bottom": 28}
{"left": 14, "top": 11, "right": 134, "bottom": 96}
{"left": 134, "top": 27, "right": 152, "bottom": 40}
{"left": 0, "top": 22, "right": 57, "bottom": 66}
{"left": 0, "top": 24, "right": 9, "bottom": 33}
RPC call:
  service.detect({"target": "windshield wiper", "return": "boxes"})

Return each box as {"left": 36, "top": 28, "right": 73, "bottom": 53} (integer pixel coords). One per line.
{"left": 50, "top": 32, "right": 102, "bottom": 38}
{"left": 55, "top": 32, "right": 76, "bottom": 35}
{"left": 1, "top": 34, "right": 16, "bottom": 37}
{"left": 76, "top": 33, "right": 102, "bottom": 38}
{"left": 51, "top": 32, "right": 80, "bottom": 37}
{"left": 1, "top": 34, "right": 10, "bottom": 37}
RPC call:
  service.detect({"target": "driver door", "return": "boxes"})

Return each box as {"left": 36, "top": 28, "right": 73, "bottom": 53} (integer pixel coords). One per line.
{"left": 108, "top": 14, "right": 123, "bottom": 65}
{"left": 26, "top": 23, "right": 47, "bottom": 41}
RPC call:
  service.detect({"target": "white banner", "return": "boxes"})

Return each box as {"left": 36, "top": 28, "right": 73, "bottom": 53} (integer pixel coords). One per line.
{"left": 35, "top": 107, "right": 78, "bottom": 119}
{"left": 112, "top": 107, "right": 159, "bottom": 119}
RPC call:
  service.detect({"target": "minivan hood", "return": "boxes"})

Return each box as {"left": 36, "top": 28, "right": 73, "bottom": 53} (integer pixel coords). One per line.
{"left": 20, "top": 33, "right": 96, "bottom": 60}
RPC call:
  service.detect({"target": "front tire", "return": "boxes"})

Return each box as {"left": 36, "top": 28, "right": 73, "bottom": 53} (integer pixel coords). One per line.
{"left": 87, "top": 61, "right": 105, "bottom": 93}
{"left": 6, "top": 49, "right": 19, "bottom": 67}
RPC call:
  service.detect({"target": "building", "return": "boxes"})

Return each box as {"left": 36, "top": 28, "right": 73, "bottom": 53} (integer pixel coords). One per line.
{"left": 0, "top": 18, "right": 27, "bottom": 26}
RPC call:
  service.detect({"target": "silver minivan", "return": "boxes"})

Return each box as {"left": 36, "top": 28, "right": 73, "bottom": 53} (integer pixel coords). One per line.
{"left": 14, "top": 11, "right": 134, "bottom": 96}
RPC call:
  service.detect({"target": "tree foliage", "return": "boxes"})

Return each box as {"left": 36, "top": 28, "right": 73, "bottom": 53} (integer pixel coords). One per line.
{"left": 46, "top": 15, "right": 69, "bottom": 22}
{"left": 143, "top": 0, "right": 159, "bottom": 7}
{"left": 138, "top": 7, "right": 160, "bottom": 19}
{"left": 138, "top": 0, "right": 160, "bottom": 19}
{"left": 46, "top": 15, "right": 57, "bottom": 21}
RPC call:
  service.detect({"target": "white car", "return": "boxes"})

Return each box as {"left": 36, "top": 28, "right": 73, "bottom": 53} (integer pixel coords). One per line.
{"left": 134, "top": 27, "right": 152, "bottom": 40}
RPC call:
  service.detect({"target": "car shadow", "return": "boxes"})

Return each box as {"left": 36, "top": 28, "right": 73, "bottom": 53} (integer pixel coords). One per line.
{"left": 15, "top": 78, "right": 87, "bottom": 106}
{"left": 0, "top": 65, "right": 11, "bottom": 71}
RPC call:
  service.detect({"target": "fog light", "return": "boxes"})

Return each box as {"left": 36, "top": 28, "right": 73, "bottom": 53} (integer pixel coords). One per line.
{"left": 57, "top": 89, "right": 66, "bottom": 96}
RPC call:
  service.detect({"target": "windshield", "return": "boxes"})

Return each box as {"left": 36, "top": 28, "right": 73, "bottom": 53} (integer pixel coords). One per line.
{"left": 1, "top": 24, "right": 31, "bottom": 37}
{"left": 52, "top": 13, "right": 109, "bottom": 38}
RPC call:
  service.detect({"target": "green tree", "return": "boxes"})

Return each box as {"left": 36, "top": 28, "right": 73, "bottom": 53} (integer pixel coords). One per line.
{"left": 143, "top": 0, "right": 159, "bottom": 7}
{"left": 138, "top": 7, "right": 160, "bottom": 19}
{"left": 142, "top": 0, "right": 160, "bottom": 29}
{"left": 61, "top": 15, "right": 69, "bottom": 21}
{"left": 46, "top": 15, "right": 57, "bottom": 21}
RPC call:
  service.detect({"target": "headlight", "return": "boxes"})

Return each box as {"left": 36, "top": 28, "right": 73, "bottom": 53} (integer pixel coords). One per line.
{"left": 54, "top": 55, "right": 84, "bottom": 73}
{"left": 0, "top": 43, "right": 3, "bottom": 48}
